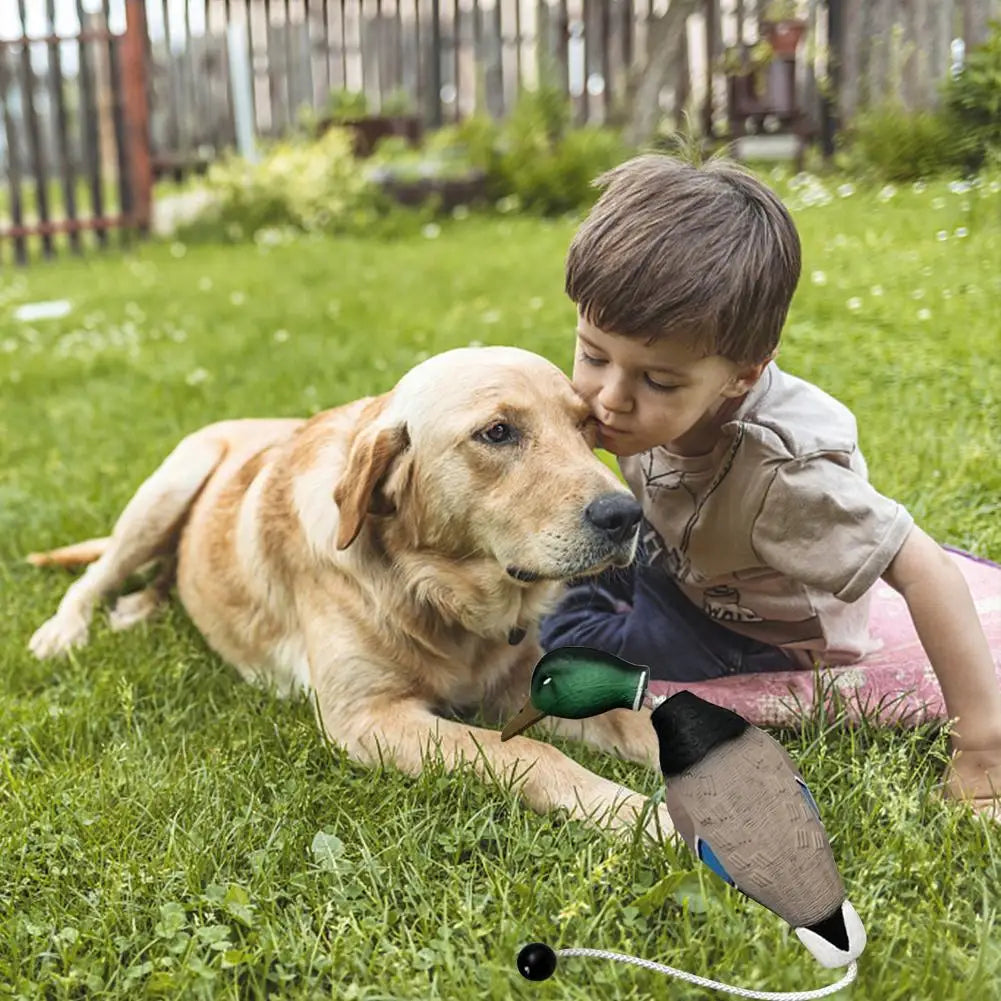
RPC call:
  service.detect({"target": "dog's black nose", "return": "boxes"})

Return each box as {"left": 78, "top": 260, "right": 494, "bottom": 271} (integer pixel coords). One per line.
{"left": 584, "top": 493, "right": 642, "bottom": 544}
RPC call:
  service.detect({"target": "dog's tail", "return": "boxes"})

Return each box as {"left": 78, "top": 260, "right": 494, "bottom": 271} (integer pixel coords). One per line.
{"left": 27, "top": 537, "right": 110, "bottom": 568}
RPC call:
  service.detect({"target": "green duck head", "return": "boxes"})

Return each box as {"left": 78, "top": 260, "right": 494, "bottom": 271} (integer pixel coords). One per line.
{"left": 500, "top": 647, "right": 650, "bottom": 740}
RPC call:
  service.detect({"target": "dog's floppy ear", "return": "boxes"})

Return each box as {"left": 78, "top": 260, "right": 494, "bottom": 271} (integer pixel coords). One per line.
{"left": 334, "top": 395, "right": 410, "bottom": 550}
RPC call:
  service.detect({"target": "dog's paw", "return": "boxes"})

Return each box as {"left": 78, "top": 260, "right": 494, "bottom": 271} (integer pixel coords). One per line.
{"left": 109, "top": 588, "right": 163, "bottom": 632}
{"left": 28, "top": 611, "right": 90, "bottom": 659}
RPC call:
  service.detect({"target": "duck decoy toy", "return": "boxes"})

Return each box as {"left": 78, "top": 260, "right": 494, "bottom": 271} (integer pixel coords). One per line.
{"left": 502, "top": 646, "right": 867, "bottom": 999}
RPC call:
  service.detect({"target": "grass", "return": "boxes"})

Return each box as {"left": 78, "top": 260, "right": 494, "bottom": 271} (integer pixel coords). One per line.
{"left": 1, "top": 170, "right": 1000, "bottom": 999}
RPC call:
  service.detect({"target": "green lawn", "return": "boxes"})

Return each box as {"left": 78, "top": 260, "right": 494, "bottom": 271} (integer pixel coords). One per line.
{"left": 1, "top": 171, "right": 1000, "bottom": 999}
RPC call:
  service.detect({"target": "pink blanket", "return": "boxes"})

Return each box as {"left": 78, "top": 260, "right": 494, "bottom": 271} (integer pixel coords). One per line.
{"left": 647, "top": 549, "right": 1001, "bottom": 727}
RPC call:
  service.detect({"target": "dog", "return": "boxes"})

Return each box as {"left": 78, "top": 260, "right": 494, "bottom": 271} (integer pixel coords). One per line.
{"left": 28, "top": 346, "right": 672, "bottom": 837}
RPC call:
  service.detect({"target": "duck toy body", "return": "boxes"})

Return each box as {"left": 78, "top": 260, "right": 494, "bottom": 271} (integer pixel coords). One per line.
{"left": 502, "top": 646, "right": 866, "bottom": 987}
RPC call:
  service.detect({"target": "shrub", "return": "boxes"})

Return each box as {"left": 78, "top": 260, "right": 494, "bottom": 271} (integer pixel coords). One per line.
{"left": 840, "top": 102, "right": 961, "bottom": 181}
{"left": 941, "top": 20, "right": 1001, "bottom": 172}
{"left": 180, "top": 127, "right": 426, "bottom": 242}
{"left": 429, "top": 86, "right": 631, "bottom": 215}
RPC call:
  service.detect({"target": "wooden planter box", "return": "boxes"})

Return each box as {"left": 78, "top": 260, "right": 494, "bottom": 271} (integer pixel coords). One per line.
{"left": 376, "top": 169, "right": 489, "bottom": 212}
{"left": 727, "top": 58, "right": 798, "bottom": 122}
{"left": 319, "top": 115, "right": 424, "bottom": 157}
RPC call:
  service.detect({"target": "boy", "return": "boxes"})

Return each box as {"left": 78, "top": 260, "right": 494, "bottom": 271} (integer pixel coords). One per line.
{"left": 541, "top": 154, "right": 1001, "bottom": 816}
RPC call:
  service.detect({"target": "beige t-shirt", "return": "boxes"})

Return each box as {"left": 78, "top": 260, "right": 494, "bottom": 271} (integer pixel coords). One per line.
{"left": 619, "top": 363, "right": 914, "bottom": 667}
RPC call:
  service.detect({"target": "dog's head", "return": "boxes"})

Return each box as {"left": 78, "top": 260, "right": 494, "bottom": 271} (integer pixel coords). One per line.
{"left": 333, "top": 346, "right": 641, "bottom": 582}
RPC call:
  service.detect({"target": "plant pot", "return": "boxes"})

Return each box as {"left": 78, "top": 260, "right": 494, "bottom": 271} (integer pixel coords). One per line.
{"left": 377, "top": 170, "right": 488, "bottom": 212}
{"left": 318, "top": 115, "right": 424, "bottom": 157}
{"left": 760, "top": 18, "right": 807, "bottom": 57}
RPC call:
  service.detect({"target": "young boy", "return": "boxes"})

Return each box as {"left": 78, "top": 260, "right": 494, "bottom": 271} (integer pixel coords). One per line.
{"left": 541, "top": 153, "right": 1001, "bottom": 816}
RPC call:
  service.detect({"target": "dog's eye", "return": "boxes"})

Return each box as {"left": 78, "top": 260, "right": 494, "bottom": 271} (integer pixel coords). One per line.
{"left": 478, "top": 422, "right": 518, "bottom": 445}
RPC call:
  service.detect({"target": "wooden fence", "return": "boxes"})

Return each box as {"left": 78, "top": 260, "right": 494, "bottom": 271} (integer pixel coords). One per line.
{"left": 0, "top": 0, "right": 152, "bottom": 265}
{"left": 2, "top": 0, "right": 999, "bottom": 263}
{"left": 146, "top": 0, "right": 1001, "bottom": 167}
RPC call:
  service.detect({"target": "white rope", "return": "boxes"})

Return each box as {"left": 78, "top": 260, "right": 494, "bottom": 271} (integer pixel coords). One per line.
{"left": 555, "top": 949, "right": 858, "bottom": 1000}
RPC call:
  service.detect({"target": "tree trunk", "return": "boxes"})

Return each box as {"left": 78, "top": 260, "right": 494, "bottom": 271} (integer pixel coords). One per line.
{"left": 623, "top": 0, "right": 701, "bottom": 147}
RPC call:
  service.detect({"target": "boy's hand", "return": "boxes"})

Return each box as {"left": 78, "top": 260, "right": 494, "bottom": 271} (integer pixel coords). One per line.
{"left": 943, "top": 741, "right": 1001, "bottom": 820}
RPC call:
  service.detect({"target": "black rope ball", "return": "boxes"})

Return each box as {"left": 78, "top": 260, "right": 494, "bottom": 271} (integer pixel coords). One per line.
{"left": 517, "top": 942, "right": 557, "bottom": 981}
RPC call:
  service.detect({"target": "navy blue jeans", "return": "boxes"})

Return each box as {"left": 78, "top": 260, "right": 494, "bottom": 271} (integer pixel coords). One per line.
{"left": 539, "top": 555, "right": 795, "bottom": 682}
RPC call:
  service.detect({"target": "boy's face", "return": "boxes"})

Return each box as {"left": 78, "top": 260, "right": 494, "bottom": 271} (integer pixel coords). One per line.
{"left": 572, "top": 313, "right": 768, "bottom": 457}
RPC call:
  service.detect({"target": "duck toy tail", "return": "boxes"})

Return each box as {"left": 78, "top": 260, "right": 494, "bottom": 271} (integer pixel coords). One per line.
{"left": 503, "top": 647, "right": 867, "bottom": 991}
{"left": 651, "top": 690, "right": 867, "bottom": 968}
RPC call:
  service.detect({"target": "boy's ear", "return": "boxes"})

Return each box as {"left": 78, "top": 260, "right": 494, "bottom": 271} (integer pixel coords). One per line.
{"left": 724, "top": 358, "right": 771, "bottom": 397}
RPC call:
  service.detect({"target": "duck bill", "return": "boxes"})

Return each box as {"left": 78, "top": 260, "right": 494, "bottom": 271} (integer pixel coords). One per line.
{"left": 501, "top": 701, "right": 548, "bottom": 741}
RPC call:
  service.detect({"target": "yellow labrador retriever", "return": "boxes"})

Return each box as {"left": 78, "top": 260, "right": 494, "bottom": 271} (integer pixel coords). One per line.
{"left": 28, "top": 346, "right": 670, "bottom": 836}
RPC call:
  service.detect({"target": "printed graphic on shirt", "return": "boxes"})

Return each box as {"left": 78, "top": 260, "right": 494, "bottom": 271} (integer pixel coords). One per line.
{"left": 641, "top": 521, "right": 691, "bottom": 582}
{"left": 702, "top": 585, "right": 763, "bottom": 623}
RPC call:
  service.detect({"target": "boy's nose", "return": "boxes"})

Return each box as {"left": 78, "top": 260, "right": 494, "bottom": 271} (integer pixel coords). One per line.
{"left": 584, "top": 493, "right": 642, "bottom": 544}
{"left": 597, "top": 379, "right": 633, "bottom": 415}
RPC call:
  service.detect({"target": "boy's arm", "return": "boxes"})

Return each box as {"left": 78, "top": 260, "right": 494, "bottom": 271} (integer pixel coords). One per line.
{"left": 882, "top": 526, "right": 1001, "bottom": 815}
{"left": 539, "top": 563, "right": 739, "bottom": 682}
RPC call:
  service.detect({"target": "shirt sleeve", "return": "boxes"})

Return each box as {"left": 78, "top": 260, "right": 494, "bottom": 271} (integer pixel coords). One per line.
{"left": 750, "top": 453, "right": 914, "bottom": 602}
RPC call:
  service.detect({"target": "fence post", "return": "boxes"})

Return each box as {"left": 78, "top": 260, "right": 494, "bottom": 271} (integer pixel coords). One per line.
{"left": 820, "top": 0, "right": 843, "bottom": 158}
{"left": 228, "top": 20, "right": 260, "bottom": 163}
{"left": 121, "top": 0, "right": 153, "bottom": 233}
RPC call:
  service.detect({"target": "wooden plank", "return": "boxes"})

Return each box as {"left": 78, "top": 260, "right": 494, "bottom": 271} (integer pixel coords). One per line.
{"left": 497, "top": 0, "right": 514, "bottom": 115}
{"left": 428, "top": 0, "right": 443, "bottom": 123}
{"left": 289, "top": 18, "right": 315, "bottom": 115}
{"left": 266, "top": 21, "right": 290, "bottom": 134}
{"left": 17, "top": 0, "right": 54, "bottom": 258}
{"left": 484, "top": 0, "right": 503, "bottom": 117}
{"left": 102, "top": 0, "right": 133, "bottom": 246}
{"left": 0, "top": 215, "right": 130, "bottom": 240}
{"left": 838, "top": 0, "right": 860, "bottom": 120}
{"left": 557, "top": 0, "right": 570, "bottom": 96}
{"left": 0, "top": 43, "right": 29, "bottom": 264}
{"left": 77, "top": 1, "right": 107, "bottom": 247}
{"left": 452, "top": 0, "right": 462, "bottom": 119}
{"left": 599, "top": 0, "right": 611, "bottom": 116}
{"left": 284, "top": 0, "right": 296, "bottom": 122}
{"left": 183, "top": 0, "right": 200, "bottom": 153}
{"left": 963, "top": 0, "right": 991, "bottom": 48}
{"left": 340, "top": 0, "right": 349, "bottom": 90}
{"left": 160, "top": 0, "right": 182, "bottom": 158}
{"left": 318, "top": 0, "right": 333, "bottom": 96}
{"left": 46, "top": 0, "right": 81, "bottom": 253}
{"left": 604, "top": 0, "right": 626, "bottom": 119}
{"left": 513, "top": 0, "right": 523, "bottom": 95}
{"left": 360, "top": 0, "right": 379, "bottom": 108}
{"left": 702, "top": 0, "right": 716, "bottom": 135}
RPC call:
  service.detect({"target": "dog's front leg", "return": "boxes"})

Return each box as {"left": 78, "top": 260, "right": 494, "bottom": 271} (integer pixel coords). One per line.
{"left": 484, "top": 655, "right": 663, "bottom": 770}
{"left": 315, "top": 678, "right": 671, "bottom": 839}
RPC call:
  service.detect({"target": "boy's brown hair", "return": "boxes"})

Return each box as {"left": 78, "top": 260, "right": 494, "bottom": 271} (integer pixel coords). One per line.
{"left": 565, "top": 154, "right": 802, "bottom": 364}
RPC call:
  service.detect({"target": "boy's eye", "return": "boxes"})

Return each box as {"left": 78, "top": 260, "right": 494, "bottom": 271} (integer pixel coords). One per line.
{"left": 645, "top": 376, "right": 680, "bottom": 392}
{"left": 577, "top": 349, "right": 604, "bottom": 366}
